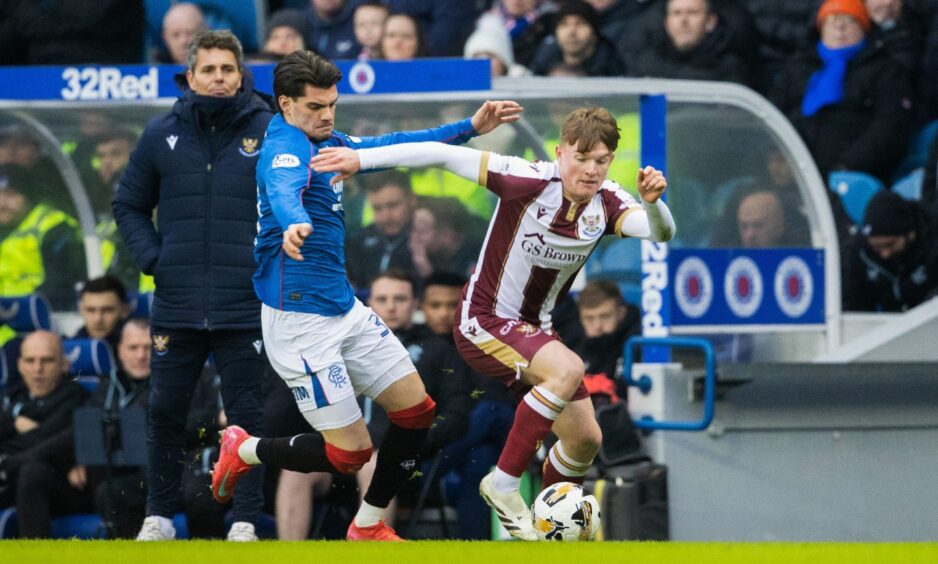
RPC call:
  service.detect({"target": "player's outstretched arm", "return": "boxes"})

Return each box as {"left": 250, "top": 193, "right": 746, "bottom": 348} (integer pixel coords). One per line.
{"left": 312, "top": 142, "right": 485, "bottom": 186}
{"left": 619, "top": 165, "right": 676, "bottom": 242}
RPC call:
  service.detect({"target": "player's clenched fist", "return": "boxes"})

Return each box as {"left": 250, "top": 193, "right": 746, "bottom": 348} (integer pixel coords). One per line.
{"left": 637, "top": 165, "right": 667, "bottom": 203}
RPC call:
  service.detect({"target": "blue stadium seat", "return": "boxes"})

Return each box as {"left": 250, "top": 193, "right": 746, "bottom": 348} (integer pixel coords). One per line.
{"left": 0, "top": 508, "right": 16, "bottom": 538}
{"left": 50, "top": 514, "right": 107, "bottom": 539}
{"left": 892, "top": 119, "right": 938, "bottom": 180}
{"left": 127, "top": 291, "right": 153, "bottom": 319}
{"left": 892, "top": 168, "right": 924, "bottom": 201}
{"left": 145, "top": 0, "right": 265, "bottom": 53}
{"left": 0, "top": 294, "right": 52, "bottom": 333}
{"left": 828, "top": 171, "right": 884, "bottom": 224}
{"left": 595, "top": 238, "right": 643, "bottom": 306}
{"left": 63, "top": 338, "right": 116, "bottom": 393}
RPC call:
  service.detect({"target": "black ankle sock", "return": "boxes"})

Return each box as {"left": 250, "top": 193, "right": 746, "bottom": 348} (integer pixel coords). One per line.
{"left": 363, "top": 423, "right": 429, "bottom": 508}
{"left": 256, "top": 433, "right": 334, "bottom": 473}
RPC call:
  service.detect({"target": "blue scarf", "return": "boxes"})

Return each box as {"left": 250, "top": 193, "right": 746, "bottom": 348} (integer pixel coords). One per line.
{"left": 801, "top": 39, "right": 866, "bottom": 117}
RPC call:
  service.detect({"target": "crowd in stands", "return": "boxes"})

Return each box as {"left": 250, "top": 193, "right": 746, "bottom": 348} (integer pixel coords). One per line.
{"left": 4, "top": 0, "right": 938, "bottom": 541}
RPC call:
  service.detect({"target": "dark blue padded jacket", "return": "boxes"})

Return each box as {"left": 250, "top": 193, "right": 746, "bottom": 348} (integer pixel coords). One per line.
{"left": 113, "top": 71, "right": 274, "bottom": 329}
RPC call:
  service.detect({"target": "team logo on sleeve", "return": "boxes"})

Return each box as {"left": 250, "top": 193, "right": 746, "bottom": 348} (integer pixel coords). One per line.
{"left": 774, "top": 256, "right": 813, "bottom": 319}
{"left": 724, "top": 257, "right": 763, "bottom": 318}
{"left": 239, "top": 137, "right": 259, "bottom": 157}
{"left": 272, "top": 153, "right": 300, "bottom": 168}
{"left": 152, "top": 334, "right": 170, "bottom": 356}
{"left": 675, "top": 256, "right": 713, "bottom": 319}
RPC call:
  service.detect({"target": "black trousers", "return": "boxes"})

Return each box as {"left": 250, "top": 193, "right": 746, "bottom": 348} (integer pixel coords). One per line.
{"left": 146, "top": 327, "right": 266, "bottom": 524}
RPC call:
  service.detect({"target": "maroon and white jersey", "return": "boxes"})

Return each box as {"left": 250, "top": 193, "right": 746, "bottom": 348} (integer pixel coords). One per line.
{"left": 464, "top": 152, "right": 641, "bottom": 331}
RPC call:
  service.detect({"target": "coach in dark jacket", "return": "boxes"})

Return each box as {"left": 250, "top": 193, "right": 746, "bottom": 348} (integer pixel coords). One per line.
{"left": 770, "top": 0, "right": 914, "bottom": 184}
{"left": 112, "top": 30, "right": 273, "bottom": 541}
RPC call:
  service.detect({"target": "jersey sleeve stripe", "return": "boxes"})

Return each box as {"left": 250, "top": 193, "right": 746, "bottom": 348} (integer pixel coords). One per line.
{"left": 478, "top": 150, "right": 490, "bottom": 186}
{"left": 615, "top": 206, "right": 641, "bottom": 237}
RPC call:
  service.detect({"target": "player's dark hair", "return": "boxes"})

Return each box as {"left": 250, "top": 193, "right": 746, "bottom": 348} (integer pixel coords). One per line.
{"left": 372, "top": 268, "right": 417, "bottom": 297}
{"left": 577, "top": 279, "right": 624, "bottom": 310}
{"left": 187, "top": 30, "right": 245, "bottom": 72}
{"left": 273, "top": 50, "right": 343, "bottom": 113}
{"left": 79, "top": 275, "right": 128, "bottom": 304}
{"left": 561, "top": 106, "right": 620, "bottom": 153}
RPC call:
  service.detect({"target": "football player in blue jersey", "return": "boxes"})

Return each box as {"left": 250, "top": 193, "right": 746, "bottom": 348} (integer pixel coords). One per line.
{"left": 211, "top": 50, "right": 522, "bottom": 541}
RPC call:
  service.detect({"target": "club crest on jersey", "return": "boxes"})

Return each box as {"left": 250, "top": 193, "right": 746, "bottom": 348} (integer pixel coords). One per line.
{"left": 239, "top": 137, "right": 259, "bottom": 157}
{"left": 327, "top": 363, "right": 349, "bottom": 389}
{"left": 152, "top": 334, "right": 170, "bottom": 356}
{"left": 581, "top": 213, "right": 602, "bottom": 236}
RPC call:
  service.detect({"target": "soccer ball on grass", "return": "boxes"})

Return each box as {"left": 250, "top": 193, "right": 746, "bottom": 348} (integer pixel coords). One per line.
{"left": 532, "top": 482, "right": 601, "bottom": 541}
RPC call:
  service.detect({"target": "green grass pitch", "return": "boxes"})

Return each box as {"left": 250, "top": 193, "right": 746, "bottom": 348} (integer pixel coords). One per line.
{"left": 3, "top": 541, "right": 938, "bottom": 564}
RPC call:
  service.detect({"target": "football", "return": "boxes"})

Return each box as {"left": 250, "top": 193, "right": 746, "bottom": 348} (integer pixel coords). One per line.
{"left": 532, "top": 482, "right": 602, "bottom": 541}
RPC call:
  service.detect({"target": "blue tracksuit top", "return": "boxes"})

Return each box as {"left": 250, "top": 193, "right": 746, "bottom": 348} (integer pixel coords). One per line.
{"left": 254, "top": 113, "right": 477, "bottom": 316}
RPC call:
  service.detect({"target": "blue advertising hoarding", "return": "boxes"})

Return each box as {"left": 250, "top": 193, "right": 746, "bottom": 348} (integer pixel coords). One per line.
{"left": 669, "top": 248, "right": 825, "bottom": 326}
{"left": 0, "top": 59, "right": 491, "bottom": 102}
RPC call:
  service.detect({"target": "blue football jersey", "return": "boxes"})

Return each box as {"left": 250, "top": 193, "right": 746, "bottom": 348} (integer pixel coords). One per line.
{"left": 254, "top": 113, "right": 477, "bottom": 315}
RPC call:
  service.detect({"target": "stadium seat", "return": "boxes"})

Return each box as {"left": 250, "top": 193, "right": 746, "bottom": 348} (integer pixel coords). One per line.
{"left": 892, "top": 168, "right": 924, "bottom": 201}
{"left": 828, "top": 171, "right": 884, "bottom": 225}
{"left": 0, "top": 508, "right": 16, "bottom": 538}
{"left": 0, "top": 293, "right": 53, "bottom": 333}
{"left": 892, "top": 119, "right": 938, "bottom": 180}
{"left": 127, "top": 291, "right": 153, "bottom": 319}
{"left": 595, "top": 238, "right": 643, "bottom": 306}
{"left": 63, "top": 338, "right": 116, "bottom": 393}
{"left": 50, "top": 514, "right": 107, "bottom": 539}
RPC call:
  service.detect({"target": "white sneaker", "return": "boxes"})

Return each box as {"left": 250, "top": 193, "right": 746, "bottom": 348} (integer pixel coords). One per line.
{"left": 227, "top": 521, "right": 258, "bottom": 542}
{"left": 479, "top": 471, "right": 537, "bottom": 541}
{"left": 136, "top": 516, "right": 176, "bottom": 541}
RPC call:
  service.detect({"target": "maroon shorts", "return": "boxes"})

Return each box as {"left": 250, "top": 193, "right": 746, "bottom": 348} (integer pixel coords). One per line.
{"left": 454, "top": 309, "right": 589, "bottom": 402}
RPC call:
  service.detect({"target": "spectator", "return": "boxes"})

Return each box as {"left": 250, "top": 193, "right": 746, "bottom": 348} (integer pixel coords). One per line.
{"left": 353, "top": 1, "right": 388, "bottom": 59}
{"left": 83, "top": 129, "right": 143, "bottom": 290}
{"left": 529, "top": 0, "right": 626, "bottom": 76}
{"left": 159, "top": 3, "right": 207, "bottom": 65}
{"left": 918, "top": 7, "right": 938, "bottom": 123}
{"left": 464, "top": 16, "right": 533, "bottom": 77}
{"left": 0, "top": 0, "right": 145, "bottom": 65}
{"left": 113, "top": 31, "right": 274, "bottom": 542}
{"left": 73, "top": 276, "right": 131, "bottom": 352}
{"left": 574, "top": 280, "right": 640, "bottom": 408}
{"left": 14, "top": 319, "right": 153, "bottom": 539}
{"left": 263, "top": 9, "right": 308, "bottom": 58}
{"left": 0, "top": 165, "right": 85, "bottom": 310}
{"left": 770, "top": 0, "right": 914, "bottom": 184}
{"left": 420, "top": 271, "right": 466, "bottom": 340}
{"left": 741, "top": 0, "right": 819, "bottom": 94}
{"left": 0, "top": 124, "right": 68, "bottom": 209}
{"left": 842, "top": 190, "right": 938, "bottom": 311}
{"left": 627, "top": 0, "right": 752, "bottom": 85}
{"left": 478, "top": 0, "right": 559, "bottom": 67}
{"left": 0, "top": 331, "right": 85, "bottom": 506}
{"left": 710, "top": 188, "right": 812, "bottom": 248}
{"left": 14, "top": 319, "right": 231, "bottom": 538}
{"left": 83, "top": 127, "right": 136, "bottom": 220}
{"left": 304, "top": 0, "right": 363, "bottom": 61}
{"left": 385, "top": 1, "right": 481, "bottom": 57}
{"left": 410, "top": 197, "right": 486, "bottom": 280}
{"left": 865, "top": 0, "right": 938, "bottom": 124}
{"left": 346, "top": 171, "right": 419, "bottom": 290}
{"left": 377, "top": 12, "right": 425, "bottom": 60}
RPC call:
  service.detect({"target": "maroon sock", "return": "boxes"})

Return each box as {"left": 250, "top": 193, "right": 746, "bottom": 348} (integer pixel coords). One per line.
{"left": 496, "top": 398, "right": 557, "bottom": 477}
{"left": 541, "top": 456, "right": 586, "bottom": 488}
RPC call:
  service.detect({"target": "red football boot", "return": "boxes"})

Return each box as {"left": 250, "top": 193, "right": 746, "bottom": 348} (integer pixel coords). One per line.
{"left": 212, "top": 425, "right": 253, "bottom": 503}
{"left": 346, "top": 520, "right": 404, "bottom": 541}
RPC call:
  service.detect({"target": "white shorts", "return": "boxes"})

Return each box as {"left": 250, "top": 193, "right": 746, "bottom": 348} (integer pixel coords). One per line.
{"left": 261, "top": 300, "right": 415, "bottom": 430}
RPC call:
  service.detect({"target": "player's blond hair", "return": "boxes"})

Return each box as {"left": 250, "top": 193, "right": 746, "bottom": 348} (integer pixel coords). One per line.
{"left": 561, "top": 106, "right": 620, "bottom": 153}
